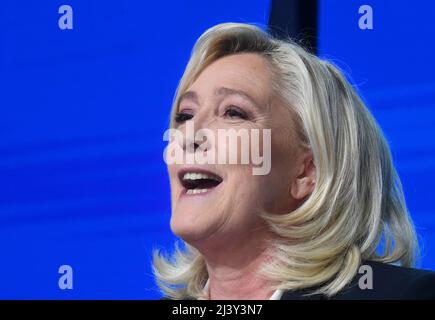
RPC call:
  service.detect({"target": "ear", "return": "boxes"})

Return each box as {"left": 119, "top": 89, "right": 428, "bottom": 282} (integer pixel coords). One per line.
{"left": 290, "top": 152, "right": 316, "bottom": 200}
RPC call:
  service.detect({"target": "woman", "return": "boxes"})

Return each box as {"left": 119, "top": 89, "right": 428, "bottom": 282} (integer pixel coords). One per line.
{"left": 154, "top": 22, "right": 435, "bottom": 300}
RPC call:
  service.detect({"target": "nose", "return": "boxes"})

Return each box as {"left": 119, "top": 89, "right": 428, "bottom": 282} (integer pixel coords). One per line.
{"left": 184, "top": 137, "right": 201, "bottom": 153}
{"left": 175, "top": 107, "right": 216, "bottom": 158}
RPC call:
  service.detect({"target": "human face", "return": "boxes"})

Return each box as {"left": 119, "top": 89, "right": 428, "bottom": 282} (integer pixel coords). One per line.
{"left": 167, "top": 53, "right": 306, "bottom": 247}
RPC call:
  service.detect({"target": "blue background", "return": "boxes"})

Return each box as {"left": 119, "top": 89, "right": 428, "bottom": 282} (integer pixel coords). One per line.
{"left": 0, "top": 0, "right": 433, "bottom": 299}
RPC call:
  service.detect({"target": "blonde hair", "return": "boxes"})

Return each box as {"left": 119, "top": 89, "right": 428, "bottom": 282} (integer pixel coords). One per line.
{"left": 153, "top": 22, "right": 419, "bottom": 299}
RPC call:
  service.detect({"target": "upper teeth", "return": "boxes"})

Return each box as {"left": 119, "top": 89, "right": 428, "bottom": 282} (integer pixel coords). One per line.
{"left": 183, "top": 172, "right": 220, "bottom": 181}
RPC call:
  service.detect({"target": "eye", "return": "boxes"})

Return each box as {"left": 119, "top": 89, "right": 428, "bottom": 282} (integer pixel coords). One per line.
{"left": 175, "top": 112, "right": 194, "bottom": 123}
{"left": 223, "top": 106, "right": 248, "bottom": 120}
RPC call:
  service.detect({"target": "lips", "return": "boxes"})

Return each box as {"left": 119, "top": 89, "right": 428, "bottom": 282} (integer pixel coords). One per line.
{"left": 178, "top": 168, "right": 223, "bottom": 195}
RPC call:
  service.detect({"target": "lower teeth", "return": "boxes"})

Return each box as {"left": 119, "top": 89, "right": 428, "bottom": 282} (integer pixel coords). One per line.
{"left": 186, "top": 188, "right": 209, "bottom": 195}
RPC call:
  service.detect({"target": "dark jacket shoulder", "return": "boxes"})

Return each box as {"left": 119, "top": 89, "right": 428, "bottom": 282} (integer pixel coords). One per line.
{"left": 281, "top": 260, "right": 435, "bottom": 300}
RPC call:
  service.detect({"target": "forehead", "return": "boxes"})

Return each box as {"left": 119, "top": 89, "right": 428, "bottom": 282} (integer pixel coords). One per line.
{"left": 187, "top": 53, "right": 273, "bottom": 101}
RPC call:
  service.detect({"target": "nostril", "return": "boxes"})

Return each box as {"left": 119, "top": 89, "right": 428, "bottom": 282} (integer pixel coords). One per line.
{"left": 184, "top": 139, "right": 204, "bottom": 152}
{"left": 196, "top": 135, "right": 212, "bottom": 152}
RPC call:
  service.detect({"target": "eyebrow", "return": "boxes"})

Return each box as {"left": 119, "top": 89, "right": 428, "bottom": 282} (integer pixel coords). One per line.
{"left": 178, "top": 87, "right": 260, "bottom": 109}
{"left": 178, "top": 90, "right": 199, "bottom": 105}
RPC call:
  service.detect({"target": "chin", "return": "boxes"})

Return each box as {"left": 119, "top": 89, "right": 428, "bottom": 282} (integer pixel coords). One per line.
{"left": 170, "top": 216, "right": 202, "bottom": 242}
{"left": 171, "top": 213, "right": 226, "bottom": 247}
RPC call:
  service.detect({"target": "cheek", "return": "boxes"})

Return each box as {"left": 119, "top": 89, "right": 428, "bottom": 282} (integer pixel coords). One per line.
{"left": 226, "top": 170, "right": 269, "bottom": 208}
{"left": 271, "top": 119, "right": 299, "bottom": 176}
{"left": 167, "top": 165, "right": 182, "bottom": 204}
{"left": 259, "top": 131, "right": 300, "bottom": 213}
{"left": 167, "top": 165, "right": 177, "bottom": 188}
{"left": 210, "top": 120, "right": 268, "bottom": 166}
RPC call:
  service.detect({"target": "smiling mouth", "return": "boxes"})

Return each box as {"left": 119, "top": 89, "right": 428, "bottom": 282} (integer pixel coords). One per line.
{"left": 178, "top": 169, "right": 223, "bottom": 195}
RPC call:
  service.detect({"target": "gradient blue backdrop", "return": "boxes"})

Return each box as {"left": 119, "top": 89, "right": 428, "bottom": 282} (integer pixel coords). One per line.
{"left": 0, "top": 0, "right": 433, "bottom": 299}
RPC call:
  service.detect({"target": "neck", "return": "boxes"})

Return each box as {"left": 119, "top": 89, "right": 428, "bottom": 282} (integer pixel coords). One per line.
{"left": 195, "top": 226, "right": 277, "bottom": 300}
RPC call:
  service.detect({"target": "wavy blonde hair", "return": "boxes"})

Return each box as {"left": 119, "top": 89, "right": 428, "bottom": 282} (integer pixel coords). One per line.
{"left": 153, "top": 22, "right": 419, "bottom": 299}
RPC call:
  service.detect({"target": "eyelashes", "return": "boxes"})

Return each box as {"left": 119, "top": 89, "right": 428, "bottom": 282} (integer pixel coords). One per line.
{"left": 174, "top": 112, "right": 194, "bottom": 123}
{"left": 223, "top": 105, "right": 249, "bottom": 120}
{"left": 175, "top": 105, "right": 249, "bottom": 124}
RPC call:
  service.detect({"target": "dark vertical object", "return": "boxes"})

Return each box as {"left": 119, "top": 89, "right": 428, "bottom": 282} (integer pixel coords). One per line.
{"left": 268, "top": 0, "right": 318, "bottom": 54}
